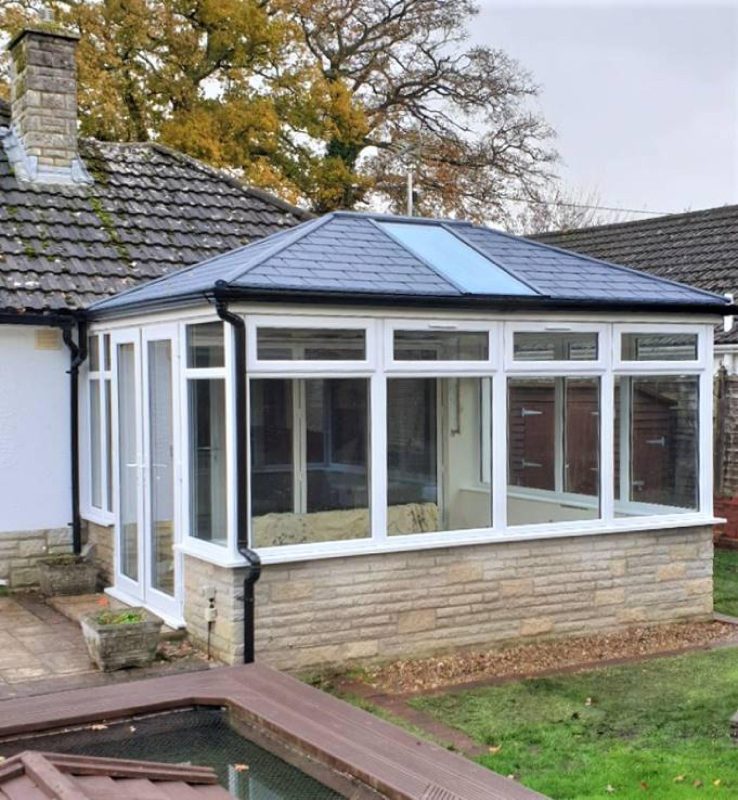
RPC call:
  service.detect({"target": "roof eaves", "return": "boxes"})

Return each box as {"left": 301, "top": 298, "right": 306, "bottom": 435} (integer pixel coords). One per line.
{"left": 484, "top": 224, "right": 730, "bottom": 304}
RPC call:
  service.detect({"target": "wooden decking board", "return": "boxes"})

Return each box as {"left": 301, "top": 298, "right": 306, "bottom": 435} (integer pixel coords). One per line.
{"left": 0, "top": 664, "right": 547, "bottom": 800}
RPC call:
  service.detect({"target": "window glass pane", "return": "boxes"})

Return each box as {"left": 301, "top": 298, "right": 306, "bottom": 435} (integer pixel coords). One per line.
{"left": 103, "top": 334, "right": 111, "bottom": 371}
{"left": 508, "top": 377, "right": 600, "bottom": 525}
{"left": 513, "top": 332, "right": 598, "bottom": 361}
{"left": 621, "top": 333, "right": 698, "bottom": 361}
{"left": 257, "top": 328, "right": 365, "bottom": 360}
{"left": 187, "top": 322, "right": 224, "bottom": 368}
{"left": 614, "top": 375, "right": 698, "bottom": 515}
{"left": 250, "top": 378, "right": 370, "bottom": 547}
{"left": 377, "top": 222, "right": 535, "bottom": 296}
{"left": 104, "top": 380, "right": 113, "bottom": 513}
{"left": 88, "top": 336, "right": 100, "bottom": 371}
{"left": 387, "top": 377, "right": 492, "bottom": 534}
{"left": 117, "top": 343, "right": 138, "bottom": 580}
{"left": 188, "top": 379, "right": 227, "bottom": 545}
{"left": 393, "top": 331, "right": 489, "bottom": 361}
{"left": 149, "top": 340, "right": 175, "bottom": 595}
{"left": 89, "top": 379, "right": 102, "bottom": 509}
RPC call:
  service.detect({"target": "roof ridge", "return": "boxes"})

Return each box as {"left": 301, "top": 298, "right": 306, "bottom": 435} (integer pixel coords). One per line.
{"left": 536, "top": 203, "right": 738, "bottom": 238}
{"left": 478, "top": 222, "right": 728, "bottom": 303}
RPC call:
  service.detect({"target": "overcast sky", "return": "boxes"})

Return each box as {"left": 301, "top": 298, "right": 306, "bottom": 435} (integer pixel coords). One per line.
{"left": 472, "top": 1, "right": 738, "bottom": 218}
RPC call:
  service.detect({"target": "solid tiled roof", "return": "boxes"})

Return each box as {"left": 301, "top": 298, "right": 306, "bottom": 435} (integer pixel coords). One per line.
{"left": 533, "top": 205, "right": 738, "bottom": 340}
{"left": 0, "top": 750, "right": 230, "bottom": 799}
{"left": 92, "top": 211, "right": 729, "bottom": 315}
{"left": 0, "top": 133, "right": 308, "bottom": 314}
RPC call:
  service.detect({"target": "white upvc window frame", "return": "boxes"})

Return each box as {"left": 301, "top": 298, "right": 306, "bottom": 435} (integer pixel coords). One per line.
{"left": 82, "top": 331, "right": 115, "bottom": 525}
{"left": 612, "top": 322, "right": 707, "bottom": 371}
{"left": 505, "top": 321, "right": 607, "bottom": 373}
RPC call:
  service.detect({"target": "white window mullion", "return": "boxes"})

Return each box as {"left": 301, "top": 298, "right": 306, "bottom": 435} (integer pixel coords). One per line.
{"left": 492, "top": 370, "right": 508, "bottom": 532}
{"left": 370, "top": 370, "right": 387, "bottom": 543}
{"left": 699, "top": 324, "right": 714, "bottom": 514}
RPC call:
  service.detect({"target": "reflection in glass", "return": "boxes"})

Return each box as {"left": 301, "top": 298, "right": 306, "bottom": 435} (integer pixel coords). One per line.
{"left": 90, "top": 379, "right": 102, "bottom": 509}
{"left": 149, "top": 340, "right": 175, "bottom": 595}
{"left": 117, "top": 343, "right": 138, "bottom": 580}
{"left": 250, "top": 378, "right": 370, "bottom": 547}
{"left": 257, "top": 328, "right": 365, "bottom": 360}
{"left": 187, "top": 322, "right": 224, "bottom": 368}
{"left": 621, "top": 333, "right": 698, "bottom": 361}
{"left": 507, "top": 377, "right": 600, "bottom": 525}
{"left": 615, "top": 375, "right": 698, "bottom": 514}
{"left": 189, "top": 379, "right": 227, "bottom": 544}
{"left": 393, "top": 330, "right": 489, "bottom": 361}
{"left": 513, "top": 332, "right": 597, "bottom": 361}
{"left": 387, "top": 377, "right": 492, "bottom": 534}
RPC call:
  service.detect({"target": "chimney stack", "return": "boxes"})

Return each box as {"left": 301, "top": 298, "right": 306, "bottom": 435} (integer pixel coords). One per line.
{"left": 4, "top": 27, "right": 91, "bottom": 184}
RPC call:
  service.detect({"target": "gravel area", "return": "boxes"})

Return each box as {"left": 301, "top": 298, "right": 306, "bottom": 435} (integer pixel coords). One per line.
{"left": 364, "top": 621, "right": 738, "bottom": 694}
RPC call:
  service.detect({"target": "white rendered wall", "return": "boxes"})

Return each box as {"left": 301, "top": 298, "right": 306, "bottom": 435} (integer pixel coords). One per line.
{"left": 0, "top": 326, "right": 71, "bottom": 533}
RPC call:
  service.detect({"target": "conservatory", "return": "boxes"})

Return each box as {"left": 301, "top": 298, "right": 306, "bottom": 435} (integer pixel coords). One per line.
{"left": 83, "top": 211, "right": 731, "bottom": 667}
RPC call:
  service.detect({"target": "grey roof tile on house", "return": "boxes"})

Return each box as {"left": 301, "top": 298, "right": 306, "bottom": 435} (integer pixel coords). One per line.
{"left": 91, "top": 211, "right": 730, "bottom": 315}
{"left": 0, "top": 132, "right": 309, "bottom": 314}
{"left": 533, "top": 205, "right": 738, "bottom": 340}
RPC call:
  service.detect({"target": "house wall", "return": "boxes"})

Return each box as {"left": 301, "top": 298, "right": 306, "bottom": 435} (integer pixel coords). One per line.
{"left": 183, "top": 524, "right": 713, "bottom": 670}
{"left": 0, "top": 326, "right": 72, "bottom": 586}
{"left": 85, "top": 521, "right": 114, "bottom": 585}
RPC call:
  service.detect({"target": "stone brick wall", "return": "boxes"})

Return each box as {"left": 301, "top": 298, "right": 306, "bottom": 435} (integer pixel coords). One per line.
{"left": 183, "top": 525, "right": 713, "bottom": 670}
{"left": 0, "top": 527, "right": 72, "bottom": 588}
{"left": 85, "top": 521, "right": 114, "bottom": 585}
{"left": 714, "top": 370, "right": 738, "bottom": 540}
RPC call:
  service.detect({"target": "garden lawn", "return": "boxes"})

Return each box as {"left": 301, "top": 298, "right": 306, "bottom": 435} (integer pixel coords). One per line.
{"left": 714, "top": 548, "right": 738, "bottom": 617}
{"left": 411, "top": 647, "right": 738, "bottom": 799}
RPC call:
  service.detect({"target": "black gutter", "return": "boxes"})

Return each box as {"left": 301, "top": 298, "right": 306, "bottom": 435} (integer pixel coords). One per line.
{"left": 62, "top": 318, "right": 87, "bottom": 556}
{"left": 88, "top": 287, "right": 738, "bottom": 321}
{"left": 214, "top": 293, "right": 261, "bottom": 665}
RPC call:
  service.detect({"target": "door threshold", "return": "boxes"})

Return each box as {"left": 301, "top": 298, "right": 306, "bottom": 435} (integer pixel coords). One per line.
{"left": 105, "top": 586, "right": 186, "bottom": 631}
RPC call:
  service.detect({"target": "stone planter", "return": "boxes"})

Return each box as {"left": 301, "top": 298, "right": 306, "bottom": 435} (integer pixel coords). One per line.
{"left": 38, "top": 555, "right": 99, "bottom": 596}
{"left": 81, "top": 607, "right": 163, "bottom": 671}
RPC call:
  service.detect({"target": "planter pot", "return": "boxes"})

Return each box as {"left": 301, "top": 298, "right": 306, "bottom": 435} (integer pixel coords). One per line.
{"left": 38, "top": 556, "right": 99, "bottom": 596}
{"left": 81, "top": 608, "right": 163, "bottom": 671}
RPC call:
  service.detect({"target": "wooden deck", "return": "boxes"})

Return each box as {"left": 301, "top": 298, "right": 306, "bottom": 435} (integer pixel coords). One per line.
{"left": 0, "top": 664, "right": 547, "bottom": 800}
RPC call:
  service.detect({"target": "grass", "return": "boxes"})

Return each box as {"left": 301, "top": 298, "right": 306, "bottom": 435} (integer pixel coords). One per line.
{"left": 714, "top": 548, "right": 738, "bottom": 617}
{"left": 411, "top": 647, "right": 738, "bottom": 799}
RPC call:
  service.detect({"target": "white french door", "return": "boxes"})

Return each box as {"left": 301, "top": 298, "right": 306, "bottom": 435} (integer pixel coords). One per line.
{"left": 111, "top": 325, "right": 182, "bottom": 623}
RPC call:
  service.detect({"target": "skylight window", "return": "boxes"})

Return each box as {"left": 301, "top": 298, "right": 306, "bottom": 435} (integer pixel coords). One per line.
{"left": 378, "top": 222, "right": 536, "bottom": 296}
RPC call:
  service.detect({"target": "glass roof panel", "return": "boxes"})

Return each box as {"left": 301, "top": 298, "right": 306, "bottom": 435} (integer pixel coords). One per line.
{"left": 378, "top": 222, "right": 536, "bottom": 296}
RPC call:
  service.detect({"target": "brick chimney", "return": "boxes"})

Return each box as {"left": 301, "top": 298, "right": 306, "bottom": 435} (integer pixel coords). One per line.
{"left": 4, "top": 27, "right": 91, "bottom": 184}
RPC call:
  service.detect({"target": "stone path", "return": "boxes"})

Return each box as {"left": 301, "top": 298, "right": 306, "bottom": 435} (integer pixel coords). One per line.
{"left": 0, "top": 593, "right": 210, "bottom": 701}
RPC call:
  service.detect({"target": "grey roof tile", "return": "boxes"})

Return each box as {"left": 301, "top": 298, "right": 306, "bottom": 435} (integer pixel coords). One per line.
{"left": 91, "top": 211, "right": 728, "bottom": 314}
{"left": 0, "top": 133, "right": 309, "bottom": 312}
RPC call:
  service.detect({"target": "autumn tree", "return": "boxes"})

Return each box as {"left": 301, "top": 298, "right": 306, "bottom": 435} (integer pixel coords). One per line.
{"left": 0, "top": 0, "right": 558, "bottom": 219}
{"left": 510, "top": 186, "right": 624, "bottom": 235}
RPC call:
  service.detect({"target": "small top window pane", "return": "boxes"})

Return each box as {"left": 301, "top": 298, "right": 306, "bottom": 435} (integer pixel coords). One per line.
{"left": 514, "top": 332, "right": 598, "bottom": 361}
{"left": 377, "top": 222, "right": 536, "bottom": 296}
{"left": 394, "top": 330, "right": 489, "bottom": 361}
{"left": 257, "top": 328, "right": 365, "bottom": 360}
{"left": 187, "top": 322, "right": 225, "bottom": 368}
{"left": 88, "top": 335, "right": 100, "bottom": 371}
{"left": 621, "top": 333, "right": 698, "bottom": 361}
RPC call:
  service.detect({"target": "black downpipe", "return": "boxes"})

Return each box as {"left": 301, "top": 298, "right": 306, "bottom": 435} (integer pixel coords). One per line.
{"left": 62, "top": 318, "right": 87, "bottom": 556}
{"left": 214, "top": 295, "right": 261, "bottom": 665}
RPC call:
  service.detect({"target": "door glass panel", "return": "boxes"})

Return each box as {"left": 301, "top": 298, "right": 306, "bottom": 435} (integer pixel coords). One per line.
{"left": 189, "top": 379, "right": 228, "bottom": 544}
{"left": 117, "top": 343, "right": 138, "bottom": 581}
{"left": 148, "top": 340, "right": 175, "bottom": 596}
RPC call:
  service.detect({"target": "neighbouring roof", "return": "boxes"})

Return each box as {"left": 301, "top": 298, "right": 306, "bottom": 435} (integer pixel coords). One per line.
{"left": 534, "top": 204, "right": 738, "bottom": 341}
{"left": 90, "top": 211, "right": 731, "bottom": 316}
{"left": 0, "top": 129, "right": 309, "bottom": 315}
{"left": 0, "top": 750, "right": 230, "bottom": 799}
